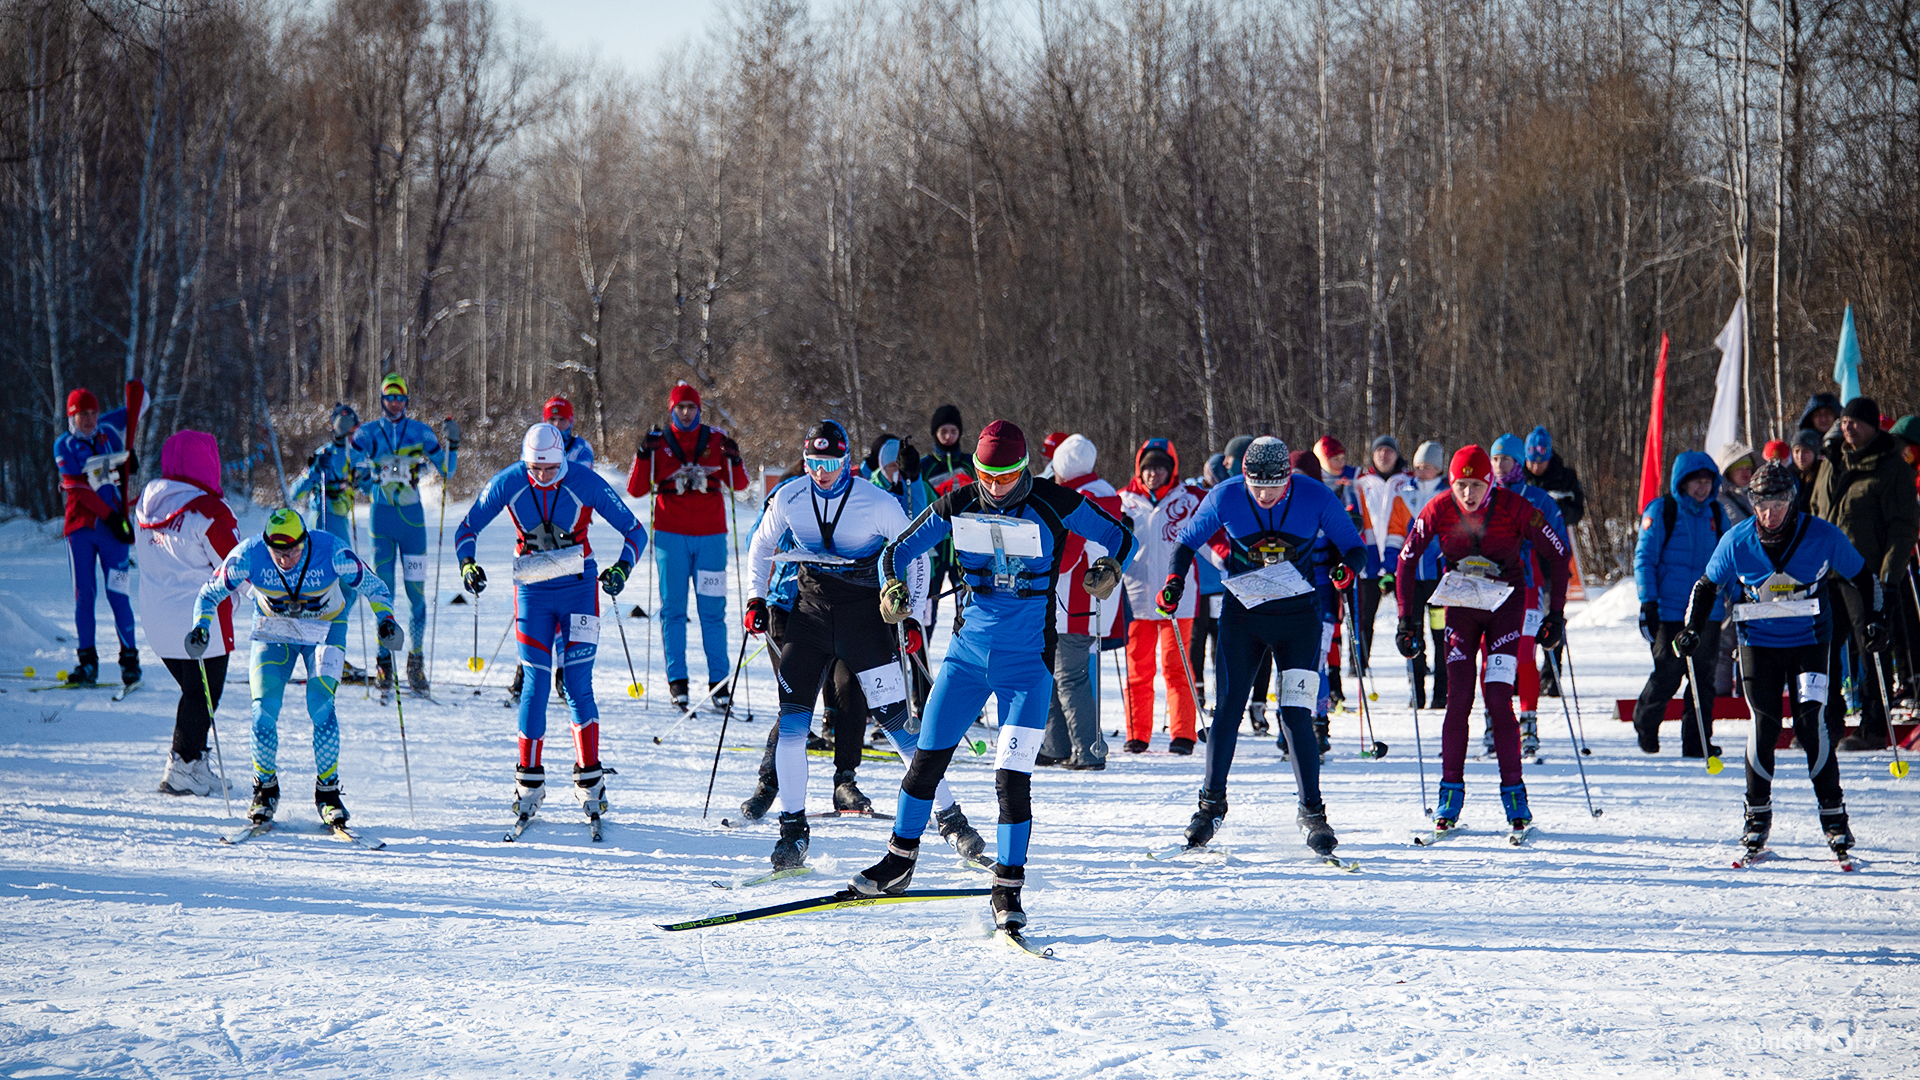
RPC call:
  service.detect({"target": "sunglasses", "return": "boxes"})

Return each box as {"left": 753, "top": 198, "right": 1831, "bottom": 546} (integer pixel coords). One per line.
{"left": 804, "top": 456, "right": 845, "bottom": 473}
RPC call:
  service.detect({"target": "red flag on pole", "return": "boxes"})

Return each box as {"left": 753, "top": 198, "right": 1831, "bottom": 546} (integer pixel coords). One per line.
{"left": 1638, "top": 334, "right": 1668, "bottom": 514}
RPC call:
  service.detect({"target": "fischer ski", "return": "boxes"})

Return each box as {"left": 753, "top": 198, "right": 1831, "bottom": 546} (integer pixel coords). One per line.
{"left": 1147, "top": 844, "right": 1227, "bottom": 861}
{"left": 1731, "top": 848, "right": 1778, "bottom": 869}
{"left": 221, "top": 821, "right": 273, "bottom": 845}
{"left": 657, "top": 888, "right": 991, "bottom": 932}
{"left": 1506, "top": 824, "right": 1537, "bottom": 847}
{"left": 111, "top": 680, "right": 142, "bottom": 702}
{"left": 1411, "top": 822, "right": 1468, "bottom": 847}
{"left": 1318, "top": 855, "right": 1362, "bottom": 872}
{"left": 996, "top": 929, "right": 1058, "bottom": 959}
{"left": 503, "top": 813, "right": 535, "bottom": 842}
{"left": 330, "top": 824, "right": 387, "bottom": 851}
{"left": 712, "top": 867, "right": 816, "bottom": 890}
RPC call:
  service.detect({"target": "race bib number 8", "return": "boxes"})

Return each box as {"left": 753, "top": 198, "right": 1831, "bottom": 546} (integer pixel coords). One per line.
{"left": 568, "top": 613, "right": 601, "bottom": 645}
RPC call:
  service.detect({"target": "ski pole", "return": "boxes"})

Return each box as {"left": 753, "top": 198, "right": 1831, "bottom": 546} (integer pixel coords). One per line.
{"left": 196, "top": 657, "right": 234, "bottom": 820}
{"left": 702, "top": 631, "right": 754, "bottom": 818}
{"left": 351, "top": 510, "right": 371, "bottom": 699}
{"left": 474, "top": 618, "right": 511, "bottom": 692}
{"left": 611, "top": 582, "right": 642, "bottom": 700}
{"left": 1558, "top": 684, "right": 1603, "bottom": 817}
{"left": 730, "top": 475, "right": 751, "bottom": 722}
{"left": 466, "top": 592, "right": 483, "bottom": 683}
{"left": 1410, "top": 691, "right": 1431, "bottom": 817}
{"left": 1865, "top": 636, "right": 1908, "bottom": 779}
{"left": 428, "top": 439, "right": 449, "bottom": 690}
{"left": 1346, "top": 586, "right": 1386, "bottom": 758}
{"left": 1682, "top": 651, "right": 1724, "bottom": 775}
{"left": 1560, "top": 638, "right": 1593, "bottom": 754}
{"left": 392, "top": 680, "right": 417, "bottom": 827}
{"left": 643, "top": 494, "right": 655, "bottom": 710}
{"left": 1164, "top": 608, "right": 1202, "bottom": 746}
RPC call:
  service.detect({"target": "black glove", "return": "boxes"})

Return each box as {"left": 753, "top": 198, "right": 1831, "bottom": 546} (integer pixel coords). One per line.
{"left": 1536, "top": 610, "right": 1566, "bottom": 652}
{"left": 377, "top": 617, "right": 405, "bottom": 653}
{"left": 899, "top": 441, "right": 921, "bottom": 481}
{"left": 599, "top": 559, "right": 631, "bottom": 597}
{"left": 105, "top": 509, "right": 134, "bottom": 544}
{"left": 1395, "top": 617, "right": 1423, "bottom": 659}
{"left": 640, "top": 430, "right": 666, "bottom": 456}
{"left": 461, "top": 558, "right": 487, "bottom": 596}
{"left": 1156, "top": 573, "right": 1185, "bottom": 616}
{"left": 1864, "top": 618, "right": 1892, "bottom": 653}
{"left": 720, "top": 435, "right": 742, "bottom": 465}
{"left": 184, "top": 624, "right": 210, "bottom": 660}
{"left": 743, "top": 596, "right": 768, "bottom": 636}
{"left": 1329, "top": 563, "right": 1355, "bottom": 590}
{"left": 442, "top": 419, "right": 461, "bottom": 451}
{"left": 1639, "top": 601, "right": 1659, "bottom": 644}
{"left": 1672, "top": 628, "right": 1701, "bottom": 658}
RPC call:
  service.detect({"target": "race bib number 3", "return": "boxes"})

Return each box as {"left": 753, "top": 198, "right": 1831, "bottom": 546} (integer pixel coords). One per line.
{"left": 994, "top": 725, "right": 1043, "bottom": 772}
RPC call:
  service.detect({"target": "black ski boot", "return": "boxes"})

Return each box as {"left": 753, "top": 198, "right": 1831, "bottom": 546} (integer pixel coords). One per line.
{"left": 850, "top": 835, "right": 918, "bottom": 895}
{"left": 669, "top": 678, "right": 691, "bottom": 712}
{"left": 739, "top": 768, "right": 777, "bottom": 822}
{"left": 65, "top": 647, "right": 99, "bottom": 687}
{"left": 1313, "top": 717, "right": 1332, "bottom": 756}
{"left": 248, "top": 778, "right": 281, "bottom": 824}
{"left": 936, "top": 802, "right": 986, "bottom": 860}
{"left": 375, "top": 655, "right": 396, "bottom": 693}
{"left": 513, "top": 764, "right": 547, "bottom": 818}
{"left": 770, "top": 810, "right": 810, "bottom": 870}
{"left": 1740, "top": 804, "right": 1772, "bottom": 854}
{"left": 1297, "top": 802, "right": 1338, "bottom": 858}
{"left": 506, "top": 664, "right": 525, "bottom": 708}
{"left": 1519, "top": 711, "right": 1540, "bottom": 758}
{"left": 709, "top": 681, "right": 733, "bottom": 712}
{"left": 1248, "top": 703, "right": 1271, "bottom": 736}
{"left": 118, "top": 647, "right": 141, "bottom": 688}
{"left": 575, "top": 762, "right": 608, "bottom": 817}
{"left": 314, "top": 779, "right": 349, "bottom": 827}
{"left": 1185, "top": 789, "right": 1228, "bottom": 848}
{"left": 991, "top": 863, "right": 1027, "bottom": 932}
{"left": 832, "top": 768, "right": 873, "bottom": 812}
{"left": 1328, "top": 667, "right": 1345, "bottom": 707}
{"left": 406, "top": 652, "right": 430, "bottom": 696}
{"left": 1821, "top": 807, "right": 1854, "bottom": 859}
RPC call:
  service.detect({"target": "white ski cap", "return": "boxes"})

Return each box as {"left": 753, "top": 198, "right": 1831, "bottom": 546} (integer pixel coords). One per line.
{"left": 522, "top": 422, "right": 569, "bottom": 483}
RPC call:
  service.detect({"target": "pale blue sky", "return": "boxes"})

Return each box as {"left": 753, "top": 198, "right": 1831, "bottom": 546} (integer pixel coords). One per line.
{"left": 505, "top": 0, "right": 713, "bottom": 73}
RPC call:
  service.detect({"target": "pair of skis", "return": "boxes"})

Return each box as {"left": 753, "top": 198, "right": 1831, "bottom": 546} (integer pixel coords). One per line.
{"left": 29, "top": 679, "right": 141, "bottom": 701}
{"left": 1732, "top": 847, "right": 1860, "bottom": 872}
{"left": 1410, "top": 822, "right": 1534, "bottom": 847}
{"left": 504, "top": 809, "right": 604, "bottom": 843}
{"left": 1147, "top": 843, "right": 1360, "bottom": 873}
{"left": 220, "top": 820, "right": 386, "bottom": 850}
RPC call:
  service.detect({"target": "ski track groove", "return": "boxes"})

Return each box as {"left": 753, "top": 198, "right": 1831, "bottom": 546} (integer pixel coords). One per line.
{"left": 2, "top": 500, "right": 1917, "bottom": 1076}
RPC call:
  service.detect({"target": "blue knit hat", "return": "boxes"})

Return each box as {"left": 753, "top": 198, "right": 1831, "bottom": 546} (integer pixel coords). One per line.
{"left": 1490, "top": 433, "right": 1526, "bottom": 461}
{"left": 1524, "top": 425, "right": 1552, "bottom": 462}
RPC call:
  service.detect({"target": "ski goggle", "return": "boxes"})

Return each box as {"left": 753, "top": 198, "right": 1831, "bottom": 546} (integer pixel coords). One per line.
{"left": 804, "top": 455, "right": 846, "bottom": 474}
{"left": 973, "top": 455, "right": 1028, "bottom": 480}
{"left": 383, "top": 393, "right": 408, "bottom": 404}
{"left": 1752, "top": 495, "right": 1794, "bottom": 512}
{"left": 1526, "top": 445, "right": 1551, "bottom": 463}
{"left": 264, "top": 508, "right": 308, "bottom": 549}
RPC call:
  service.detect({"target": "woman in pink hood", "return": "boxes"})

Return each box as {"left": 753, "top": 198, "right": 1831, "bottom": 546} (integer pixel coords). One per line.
{"left": 135, "top": 431, "right": 240, "bottom": 797}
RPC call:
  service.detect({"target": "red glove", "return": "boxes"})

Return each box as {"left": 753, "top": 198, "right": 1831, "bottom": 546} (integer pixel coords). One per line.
{"left": 1329, "top": 564, "right": 1355, "bottom": 590}
{"left": 743, "top": 597, "right": 768, "bottom": 636}
{"left": 902, "top": 619, "right": 925, "bottom": 655}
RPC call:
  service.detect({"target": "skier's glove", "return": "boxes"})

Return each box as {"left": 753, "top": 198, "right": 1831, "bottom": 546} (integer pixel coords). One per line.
{"left": 1379, "top": 571, "right": 1395, "bottom": 593}
{"left": 377, "top": 617, "right": 405, "bottom": 653}
{"left": 1083, "top": 556, "right": 1123, "bottom": 601}
{"left": 1864, "top": 617, "right": 1892, "bottom": 653}
{"left": 599, "top": 559, "right": 631, "bottom": 597}
{"left": 1671, "top": 628, "right": 1701, "bottom": 658}
{"left": 1639, "top": 601, "right": 1660, "bottom": 644}
{"left": 442, "top": 419, "right": 461, "bottom": 452}
{"left": 1536, "top": 610, "right": 1567, "bottom": 651}
{"left": 461, "top": 558, "right": 487, "bottom": 596}
{"left": 743, "top": 597, "right": 768, "bottom": 636}
{"left": 1394, "top": 617, "right": 1423, "bottom": 659}
{"left": 105, "top": 509, "right": 134, "bottom": 545}
{"left": 639, "top": 430, "right": 666, "bottom": 456}
{"left": 184, "top": 623, "right": 210, "bottom": 660}
{"left": 879, "top": 577, "right": 911, "bottom": 624}
{"left": 899, "top": 441, "right": 921, "bottom": 481}
{"left": 1329, "top": 564, "right": 1355, "bottom": 590}
{"left": 720, "top": 435, "right": 742, "bottom": 465}
{"left": 1155, "top": 573, "right": 1185, "bottom": 617}
{"left": 902, "top": 618, "right": 925, "bottom": 655}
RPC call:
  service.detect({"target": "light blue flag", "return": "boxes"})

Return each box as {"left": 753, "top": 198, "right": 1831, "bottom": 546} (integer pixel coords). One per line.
{"left": 1834, "top": 303, "right": 1862, "bottom": 403}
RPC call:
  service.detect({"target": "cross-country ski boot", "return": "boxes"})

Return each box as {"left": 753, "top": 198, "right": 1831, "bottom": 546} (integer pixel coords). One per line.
{"left": 406, "top": 652, "right": 430, "bottom": 696}
{"left": 709, "top": 681, "right": 733, "bottom": 712}
{"left": 937, "top": 802, "right": 987, "bottom": 861}
{"left": 314, "top": 778, "right": 349, "bottom": 827}
{"left": 1500, "top": 783, "right": 1532, "bottom": 831}
{"left": 513, "top": 765, "right": 547, "bottom": 818}
{"left": 1740, "top": 804, "right": 1772, "bottom": 855}
{"left": 65, "top": 647, "right": 99, "bottom": 687}
{"left": 1247, "top": 703, "right": 1270, "bottom": 736}
{"left": 1314, "top": 717, "right": 1332, "bottom": 757}
{"left": 832, "top": 768, "right": 873, "bottom": 812}
{"left": 1519, "top": 711, "right": 1540, "bottom": 759}
{"left": 992, "top": 864, "right": 1027, "bottom": 933}
{"left": 1821, "top": 806, "right": 1854, "bottom": 860}
{"left": 575, "top": 762, "right": 608, "bottom": 817}
{"left": 739, "top": 775, "right": 777, "bottom": 822}
{"left": 1185, "top": 789, "right": 1228, "bottom": 849}
{"left": 248, "top": 778, "right": 280, "bottom": 823}
{"left": 505, "top": 664, "right": 525, "bottom": 708}
{"left": 375, "top": 655, "right": 396, "bottom": 697}
{"left": 1434, "top": 780, "right": 1465, "bottom": 832}
{"left": 849, "top": 835, "right": 918, "bottom": 896}
{"left": 118, "top": 647, "right": 142, "bottom": 689}
{"left": 1297, "top": 802, "right": 1338, "bottom": 858}
{"left": 668, "top": 678, "right": 691, "bottom": 713}
{"left": 1481, "top": 713, "right": 1496, "bottom": 758}
{"left": 770, "top": 810, "right": 810, "bottom": 870}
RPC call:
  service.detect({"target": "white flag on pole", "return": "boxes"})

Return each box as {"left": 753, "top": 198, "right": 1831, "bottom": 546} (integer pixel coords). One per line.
{"left": 1707, "top": 299, "right": 1745, "bottom": 457}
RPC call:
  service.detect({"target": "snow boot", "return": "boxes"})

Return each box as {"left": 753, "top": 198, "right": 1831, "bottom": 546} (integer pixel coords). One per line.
{"left": 314, "top": 778, "right": 349, "bottom": 827}
{"left": 991, "top": 863, "right": 1027, "bottom": 932}
{"left": 1248, "top": 703, "right": 1270, "bottom": 736}
{"left": 341, "top": 659, "right": 367, "bottom": 685}
{"left": 936, "top": 802, "right": 987, "bottom": 861}
{"left": 709, "top": 681, "right": 733, "bottom": 712}
{"left": 65, "top": 647, "right": 99, "bottom": 687}
{"left": 406, "top": 652, "right": 429, "bottom": 696}
{"left": 1820, "top": 806, "right": 1854, "bottom": 858}
{"left": 1740, "top": 804, "right": 1772, "bottom": 853}
{"left": 1185, "top": 789, "right": 1228, "bottom": 848}
{"left": 159, "top": 753, "right": 222, "bottom": 797}
{"left": 1168, "top": 737, "right": 1195, "bottom": 756}
{"left": 850, "top": 834, "right": 919, "bottom": 896}
{"left": 770, "top": 810, "right": 810, "bottom": 870}
{"left": 118, "top": 647, "right": 141, "bottom": 688}
{"left": 668, "top": 678, "right": 691, "bottom": 713}
{"left": 1297, "top": 802, "right": 1338, "bottom": 857}
{"left": 575, "top": 762, "right": 608, "bottom": 817}
{"left": 1519, "top": 711, "right": 1540, "bottom": 758}
{"left": 248, "top": 778, "right": 280, "bottom": 824}
{"left": 513, "top": 765, "right": 547, "bottom": 817}
{"left": 1123, "top": 739, "right": 1149, "bottom": 753}
{"left": 1499, "top": 783, "right": 1532, "bottom": 830}
{"left": 832, "top": 768, "right": 872, "bottom": 812}
{"left": 1434, "top": 780, "right": 1465, "bottom": 830}
{"left": 506, "top": 664, "right": 525, "bottom": 708}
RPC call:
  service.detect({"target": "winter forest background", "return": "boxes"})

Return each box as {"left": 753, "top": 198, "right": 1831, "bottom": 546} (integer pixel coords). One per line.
{"left": 2, "top": 0, "right": 1915, "bottom": 577}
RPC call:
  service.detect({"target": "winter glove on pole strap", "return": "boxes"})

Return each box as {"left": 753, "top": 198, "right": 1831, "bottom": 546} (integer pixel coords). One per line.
{"left": 1083, "top": 556, "right": 1123, "bottom": 601}
{"left": 743, "top": 597, "right": 768, "bottom": 636}
{"left": 1156, "top": 573, "right": 1185, "bottom": 617}
{"left": 184, "top": 624, "right": 210, "bottom": 660}
{"left": 443, "top": 419, "right": 462, "bottom": 452}
{"left": 461, "top": 559, "right": 487, "bottom": 596}
{"left": 105, "top": 510, "right": 133, "bottom": 544}
{"left": 377, "top": 617, "right": 406, "bottom": 653}
{"left": 1328, "top": 564, "right": 1355, "bottom": 590}
{"left": 879, "top": 578, "right": 911, "bottom": 624}
{"left": 902, "top": 619, "right": 925, "bottom": 655}
{"left": 1394, "top": 617, "right": 1423, "bottom": 660}
{"left": 599, "top": 560, "right": 631, "bottom": 596}
{"left": 1639, "top": 601, "right": 1660, "bottom": 645}
{"left": 1536, "top": 610, "right": 1567, "bottom": 652}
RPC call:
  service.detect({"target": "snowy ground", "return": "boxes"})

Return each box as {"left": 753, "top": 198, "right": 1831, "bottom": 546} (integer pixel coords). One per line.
{"left": 3, "top": 480, "right": 1917, "bottom": 1079}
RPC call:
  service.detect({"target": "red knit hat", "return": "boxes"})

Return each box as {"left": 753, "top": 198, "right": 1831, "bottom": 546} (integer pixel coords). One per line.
{"left": 669, "top": 381, "right": 701, "bottom": 409}
{"left": 974, "top": 420, "right": 1028, "bottom": 473}
{"left": 1450, "top": 445, "right": 1491, "bottom": 482}
{"left": 543, "top": 395, "right": 573, "bottom": 422}
{"left": 67, "top": 388, "right": 98, "bottom": 416}
{"left": 1762, "top": 439, "right": 1791, "bottom": 462}
{"left": 1042, "top": 431, "right": 1068, "bottom": 459}
{"left": 1314, "top": 435, "right": 1345, "bottom": 460}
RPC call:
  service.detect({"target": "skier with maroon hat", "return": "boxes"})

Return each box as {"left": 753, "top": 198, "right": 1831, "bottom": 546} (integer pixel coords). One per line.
{"left": 849, "top": 420, "right": 1136, "bottom": 940}
{"left": 1395, "top": 445, "right": 1571, "bottom": 839}
{"left": 627, "top": 381, "right": 750, "bottom": 711}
